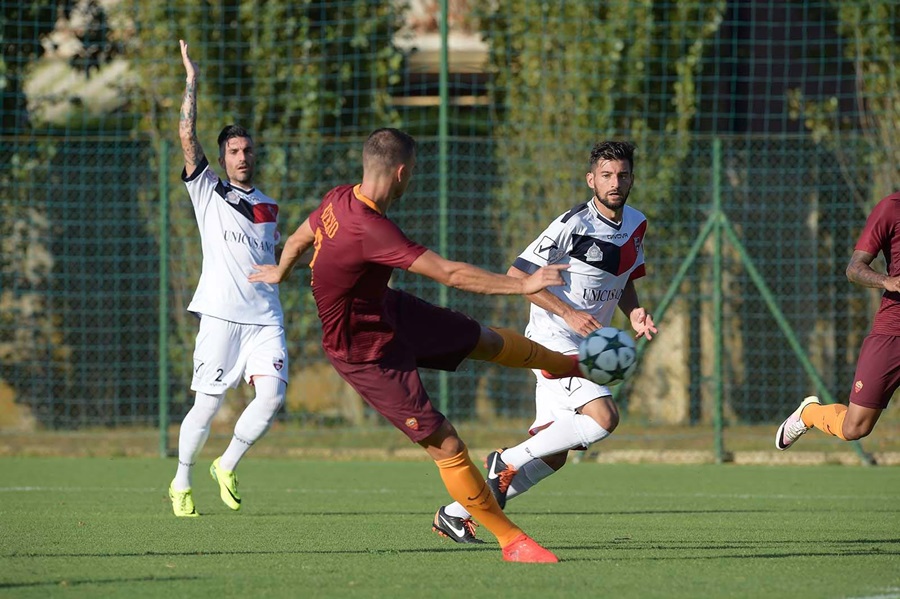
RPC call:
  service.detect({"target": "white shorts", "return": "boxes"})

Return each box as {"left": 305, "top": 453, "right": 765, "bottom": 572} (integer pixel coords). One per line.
{"left": 191, "top": 315, "right": 289, "bottom": 394}
{"left": 526, "top": 326, "right": 611, "bottom": 433}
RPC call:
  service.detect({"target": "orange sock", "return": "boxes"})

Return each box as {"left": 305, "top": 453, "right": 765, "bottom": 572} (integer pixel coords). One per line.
{"left": 489, "top": 327, "right": 573, "bottom": 375}
{"left": 434, "top": 448, "right": 523, "bottom": 547}
{"left": 801, "top": 403, "right": 848, "bottom": 440}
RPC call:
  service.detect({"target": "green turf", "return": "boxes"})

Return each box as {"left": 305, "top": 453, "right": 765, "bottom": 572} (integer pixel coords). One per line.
{"left": 1, "top": 458, "right": 899, "bottom": 598}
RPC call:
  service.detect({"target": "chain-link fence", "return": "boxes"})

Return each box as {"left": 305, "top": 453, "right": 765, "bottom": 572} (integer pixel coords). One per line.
{"left": 2, "top": 1, "right": 898, "bottom": 458}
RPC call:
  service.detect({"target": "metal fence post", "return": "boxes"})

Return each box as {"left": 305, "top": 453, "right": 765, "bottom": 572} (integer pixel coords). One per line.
{"left": 712, "top": 138, "right": 725, "bottom": 462}
{"left": 437, "top": 0, "right": 450, "bottom": 413}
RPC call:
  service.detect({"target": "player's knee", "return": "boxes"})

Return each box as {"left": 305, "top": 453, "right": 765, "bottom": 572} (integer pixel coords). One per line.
{"left": 420, "top": 419, "right": 464, "bottom": 457}
{"left": 252, "top": 377, "right": 286, "bottom": 412}
{"left": 584, "top": 407, "right": 618, "bottom": 433}
{"left": 596, "top": 410, "right": 619, "bottom": 433}
{"left": 442, "top": 435, "right": 465, "bottom": 456}
{"left": 579, "top": 397, "right": 619, "bottom": 433}
{"left": 256, "top": 392, "right": 285, "bottom": 412}
{"left": 467, "top": 326, "right": 503, "bottom": 361}
{"left": 841, "top": 420, "right": 873, "bottom": 441}
{"left": 190, "top": 391, "right": 225, "bottom": 420}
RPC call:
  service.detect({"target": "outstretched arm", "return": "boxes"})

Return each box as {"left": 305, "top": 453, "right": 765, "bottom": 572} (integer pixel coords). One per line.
{"left": 407, "top": 250, "right": 568, "bottom": 295}
{"left": 846, "top": 250, "right": 900, "bottom": 292}
{"left": 248, "top": 218, "right": 316, "bottom": 284}
{"left": 179, "top": 40, "right": 205, "bottom": 178}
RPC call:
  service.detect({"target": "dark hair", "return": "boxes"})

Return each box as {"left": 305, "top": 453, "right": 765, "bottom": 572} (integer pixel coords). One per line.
{"left": 363, "top": 128, "right": 417, "bottom": 171}
{"left": 589, "top": 141, "right": 636, "bottom": 171}
{"left": 217, "top": 125, "right": 252, "bottom": 156}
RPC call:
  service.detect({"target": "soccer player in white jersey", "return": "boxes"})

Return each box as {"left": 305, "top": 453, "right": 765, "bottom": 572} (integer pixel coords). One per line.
{"left": 432, "top": 141, "right": 657, "bottom": 542}
{"left": 168, "top": 40, "right": 289, "bottom": 517}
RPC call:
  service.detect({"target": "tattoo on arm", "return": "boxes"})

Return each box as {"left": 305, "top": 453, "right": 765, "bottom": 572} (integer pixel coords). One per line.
{"left": 179, "top": 80, "right": 203, "bottom": 168}
{"left": 847, "top": 261, "right": 887, "bottom": 289}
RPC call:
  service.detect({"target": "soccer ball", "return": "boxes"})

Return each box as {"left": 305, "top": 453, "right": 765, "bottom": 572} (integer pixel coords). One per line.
{"left": 577, "top": 326, "right": 638, "bottom": 386}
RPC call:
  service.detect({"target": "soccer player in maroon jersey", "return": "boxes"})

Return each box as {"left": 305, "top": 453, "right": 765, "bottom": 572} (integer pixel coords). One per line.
{"left": 250, "top": 128, "right": 586, "bottom": 562}
{"left": 777, "top": 192, "right": 900, "bottom": 450}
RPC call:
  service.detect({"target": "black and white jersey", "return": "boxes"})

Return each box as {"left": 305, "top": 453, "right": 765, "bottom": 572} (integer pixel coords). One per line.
{"left": 512, "top": 199, "right": 647, "bottom": 344}
{"left": 182, "top": 157, "right": 283, "bottom": 326}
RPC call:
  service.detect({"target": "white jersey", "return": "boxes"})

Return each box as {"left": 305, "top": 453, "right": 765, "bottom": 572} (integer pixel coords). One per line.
{"left": 513, "top": 199, "right": 647, "bottom": 347}
{"left": 183, "top": 157, "right": 284, "bottom": 326}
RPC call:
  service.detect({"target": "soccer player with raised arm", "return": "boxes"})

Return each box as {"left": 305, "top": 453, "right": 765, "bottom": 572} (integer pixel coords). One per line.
{"left": 435, "top": 141, "right": 657, "bottom": 530}
{"left": 168, "top": 40, "right": 289, "bottom": 517}
{"left": 776, "top": 191, "right": 900, "bottom": 449}
{"left": 249, "top": 128, "right": 589, "bottom": 562}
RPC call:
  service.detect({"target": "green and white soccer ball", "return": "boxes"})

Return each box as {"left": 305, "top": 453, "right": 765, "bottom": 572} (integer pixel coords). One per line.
{"left": 577, "top": 326, "right": 638, "bottom": 386}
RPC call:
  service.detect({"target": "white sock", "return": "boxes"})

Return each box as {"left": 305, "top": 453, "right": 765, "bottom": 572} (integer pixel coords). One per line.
{"left": 218, "top": 377, "right": 285, "bottom": 471}
{"left": 505, "top": 457, "right": 556, "bottom": 501}
{"left": 172, "top": 391, "right": 224, "bottom": 490}
{"left": 443, "top": 502, "right": 471, "bottom": 519}
{"left": 501, "top": 411, "right": 609, "bottom": 469}
{"left": 443, "top": 458, "right": 557, "bottom": 520}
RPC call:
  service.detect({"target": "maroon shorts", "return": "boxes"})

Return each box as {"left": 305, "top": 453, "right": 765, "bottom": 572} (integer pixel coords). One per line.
{"left": 327, "top": 290, "right": 481, "bottom": 442}
{"left": 848, "top": 333, "right": 900, "bottom": 410}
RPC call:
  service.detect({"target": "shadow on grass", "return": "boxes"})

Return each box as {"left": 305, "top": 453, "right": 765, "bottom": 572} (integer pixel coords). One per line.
{"left": 552, "top": 537, "right": 900, "bottom": 561}
{"left": 209, "top": 508, "right": 781, "bottom": 517}
{"left": 11, "top": 539, "right": 900, "bottom": 561}
{"left": 0, "top": 575, "right": 201, "bottom": 590}
{"left": 7, "top": 546, "right": 494, "bottom": 559}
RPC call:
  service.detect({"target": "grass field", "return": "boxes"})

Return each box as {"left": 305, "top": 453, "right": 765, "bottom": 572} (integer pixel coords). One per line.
{"left": 2, "top": 458, "right": 899, "bottom": 599}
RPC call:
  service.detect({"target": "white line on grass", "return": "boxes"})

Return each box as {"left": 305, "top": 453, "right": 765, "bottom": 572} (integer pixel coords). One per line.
{"left": 847, "top": 588, "right": 900, "bottom": 599}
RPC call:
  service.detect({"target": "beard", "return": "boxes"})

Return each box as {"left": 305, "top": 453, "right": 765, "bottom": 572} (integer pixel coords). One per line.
{"left": 595, "top": 189, "right": 629, "bottom": 211}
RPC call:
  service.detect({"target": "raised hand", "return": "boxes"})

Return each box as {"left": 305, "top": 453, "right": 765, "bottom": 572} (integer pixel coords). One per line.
{"left": 178, "top": 39, "right": 203, "bottom": 175}
{"left": 180, "top": 39, "right": 198, "bottom": 81}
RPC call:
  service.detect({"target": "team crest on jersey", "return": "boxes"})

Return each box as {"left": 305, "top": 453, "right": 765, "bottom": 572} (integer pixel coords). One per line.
{"left": 586, "top": 243, "right": 604, "bottom": 262}
{"left": 225, "top": 190, "right": 241, "bottom": 204}
{"left": 855, "top": 380, "right": 863, "bottom": 393}
{"left": 405, "top": 417, "right": 419, "bottom": 431}
{"left": 273, "top": 358, "right": 284, "bottom": 371}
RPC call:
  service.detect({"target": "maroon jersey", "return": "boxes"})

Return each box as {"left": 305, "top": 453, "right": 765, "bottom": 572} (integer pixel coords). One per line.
{"left": 308, "top": 184, "right": 428, "bottom": 362}
{"left": 855, "top": 192, "right": 900, "bottom": 336}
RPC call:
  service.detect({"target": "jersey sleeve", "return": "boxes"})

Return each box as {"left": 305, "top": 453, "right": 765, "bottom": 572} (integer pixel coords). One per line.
{"left": 629, "top": 218, "right": 647, "bottom": 281}
{"left": 362, "top": 216, "right": 428, "bottom": 269}
{"left": 511, "top": 215, "right": 573, "bottom": 274}
{"left": 856, "top": 198, "right": 895, "bottom": 256}
{"left": 182, "top": 156, "right": 220, "bottom": 209}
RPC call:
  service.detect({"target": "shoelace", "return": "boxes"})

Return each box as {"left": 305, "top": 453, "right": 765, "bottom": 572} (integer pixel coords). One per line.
{"left": 497, "top": 466, "right": 518, "bottom": 493}
{"left": 462, "top": 518, "right": 479, "bottom": 537}
{"left": 176, "top": 492, "right": 193, "bottom": 512}
{"left": 783, "top": 418, "right": 808, "bottom": 441}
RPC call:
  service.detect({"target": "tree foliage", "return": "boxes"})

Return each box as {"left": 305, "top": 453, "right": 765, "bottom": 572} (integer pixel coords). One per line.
{"left": 788, "top": 0, "right": 900, "bottom": 206}
{"left": 2, "top": 1, "right": 406, "bottom": 422}
{"left": 115, "top": 1, "right": 406, "bottom": 394}
{"left": 0, "top": 3, "right": 68, "bottom": 420}
{"left": 480, "top": 1, "right": 726, "bottom": 259}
